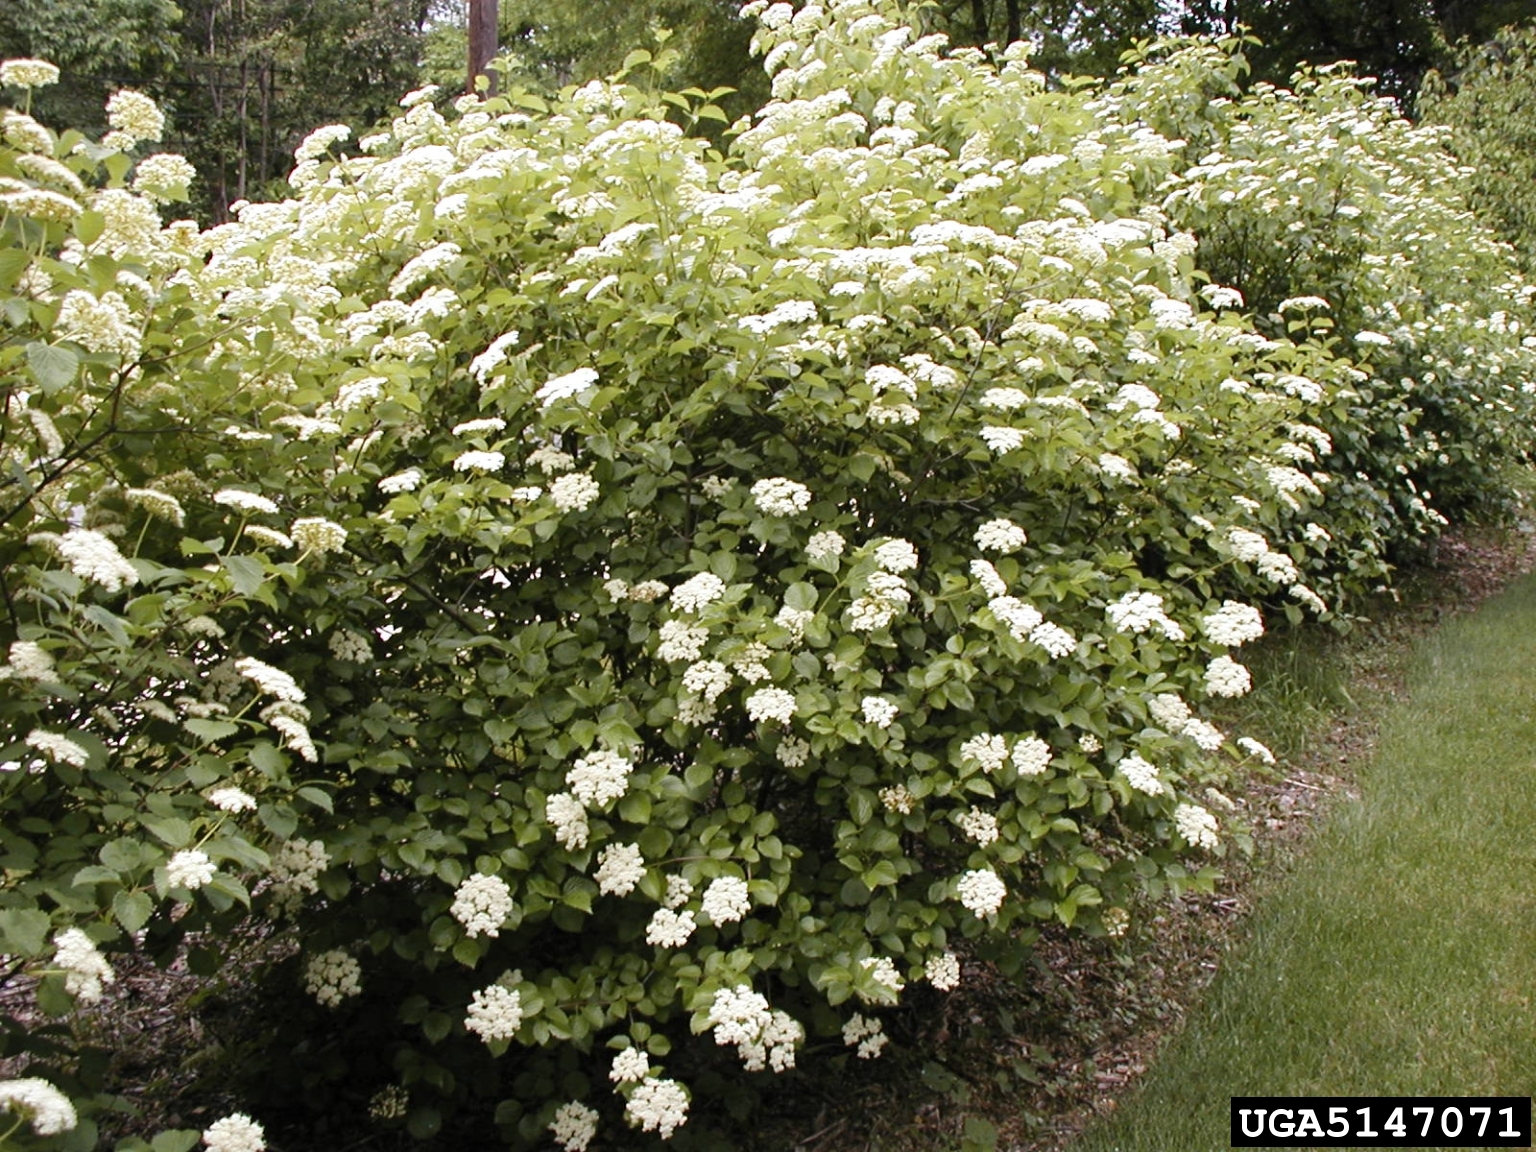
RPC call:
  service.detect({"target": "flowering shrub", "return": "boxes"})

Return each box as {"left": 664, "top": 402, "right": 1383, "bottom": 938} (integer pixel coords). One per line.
{"left": 2, "top": 2, "right": 1533, "bottom": 1146}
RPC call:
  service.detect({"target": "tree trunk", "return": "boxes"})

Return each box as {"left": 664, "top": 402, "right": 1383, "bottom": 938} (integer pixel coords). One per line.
{"left": 468, "top": 0, "right": 498, "bottom": 94}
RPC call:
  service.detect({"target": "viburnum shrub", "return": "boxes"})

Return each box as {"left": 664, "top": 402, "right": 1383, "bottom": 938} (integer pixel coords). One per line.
{"left": 1, "top": 2, "right": 1533, "bottom": 1147}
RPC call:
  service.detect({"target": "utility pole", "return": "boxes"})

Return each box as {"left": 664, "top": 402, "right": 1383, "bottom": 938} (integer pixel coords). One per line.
{"left": 468, "top": 0, "right": 498, "bottom": 95}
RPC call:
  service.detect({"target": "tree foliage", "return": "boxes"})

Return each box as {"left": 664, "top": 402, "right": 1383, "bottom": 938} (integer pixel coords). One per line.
{"left": 1, "top": 2, "right": 1534, "bottom": 1147}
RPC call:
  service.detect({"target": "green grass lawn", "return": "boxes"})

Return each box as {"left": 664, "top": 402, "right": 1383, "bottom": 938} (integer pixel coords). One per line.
{"left": 1069, "top": 575, "right": 1536, "bottom": 1152}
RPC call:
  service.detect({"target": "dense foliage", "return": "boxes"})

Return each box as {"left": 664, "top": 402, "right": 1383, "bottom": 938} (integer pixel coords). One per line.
{"left": 1, "top": 2, "right": 1533, "bottom": 1147}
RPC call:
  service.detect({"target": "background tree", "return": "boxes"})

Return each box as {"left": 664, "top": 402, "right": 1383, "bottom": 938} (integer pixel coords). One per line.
{"left": 1420, "top": 21, "right": 1536, "bottom": 269}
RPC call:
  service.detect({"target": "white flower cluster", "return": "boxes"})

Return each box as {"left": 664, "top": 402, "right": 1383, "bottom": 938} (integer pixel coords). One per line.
{"left": 303, "top": 949, "right": 362, "bottom": 1007}
{"left": 670, "top": 572, "right": 726, "bottom": 613}
{"left": 203, "top": 1113, "right": 265, "bottom": 1152}
{"left": 974, "top": 518, "right": 1028, "bottom": 553}
{"left": 546, "top": 793, "right": 590, "bottom": 850}
{"left": 235, "top": 657, "right": 306, "bottom": 703}
{"left": 537, "top": 366, "right": 600, "bottom": 407}
{"left": 550, "top": 472, "right": 601, "bottom": 512}
{"left": 861, "top": 696, "right": 898, "bottom": 729}
{"left": 858, "top": 955, "right": 905, "bottom": 1002}
{"left": 1204, "top": 655, "right": 1252, "bottom": 697}
{"left": 549, "top": 1101, "right": 599, "bottom": 1151}
{"left": 645, "top": 907, "right": 696, "bottom": 947}
{"left": 166, "top": 849, "right": 216, "bottom": 891}
{"left": 842, "top": 1013, "right": 887, "bottom": 1058}
{"left": 106, "top": 89, "right": 164, "bottom": 143}
{"left": 267, "top": 837, "right": 328, "bottom": 917}
{"left": 956, "top": 868, "right": 1007, "bottom": 917}
{"left": 465, "top": 981, "right": 524, "bottom": 1042}
{"left": 450, "top": 872, "right": 514, "bottom": 937}
{"left": 745, "top": 686, "right": 796, "bottom": 724}
{"left": 657, "top": 620, "right": 708, "bottom": 663}
{"left": 1238, "top": 736, "right": 1277, "bottom": 764}
{"left": 24, "top": 729, "right": 88, "bottom": 767}
{"left": 0, "top": 59, "right": 61, "bottom": 88}
{"left": 45, "top": 529, "right": 139, "bottom": 594}
{"left": 700, "top": 876, "right": 751, "bottom": 924}
{"left": 1117, "top": 754, "right": 1165, "bottom": 796}
{"left": 0, "top": 1077, "right": 76, "bottom": 1136}
{"left": 955, "top": 809, "right": 999, "bottom": 846}
{"left": 960, "top": 733, "right": 1007, "bottom": 773}
{"left": 625, "top": 1077, "right": 690, "bottom": 1139}
{"left": 1105, "top": 591, "right": 1185, "bottom": 640}
{"left": 806, "top": 529, "right": 846, "bottom": 561}
{"left": 0, "top": 640, "right": 54, "bottom": 682}
{"left": 567, "top": 749, "right": 634, "bottom": 806}
{"left": 872, "top": 537, "right": 918, "bottom": 572}
{"left": 610, "top": 1046, "right": 651, "bottom": 1083}
{"left": 750, "top": 476, "right": 812, "bottom": 516}
{"left": 53, "top": 928, "right": 115, "bottom": 1003}
{"left": 925, "top": 952, "right": 961, "bottom": 991}
{"left": 1201, "top": 600, "right": 1265, "bottom": 646}
{"left": 849, "top": 570, "right": 911, "bottom": 632}
{"left": 595, "top": 843, "right": 646, "bottom": 896}
{"left": 1174, "top": 803, "right": 1220, "bottom": 850}
{"left": 707, "top": 985, "right": 804, "bottom": 1072}
{"left": 292, "top": 517, "right": 347, "bottom": 554}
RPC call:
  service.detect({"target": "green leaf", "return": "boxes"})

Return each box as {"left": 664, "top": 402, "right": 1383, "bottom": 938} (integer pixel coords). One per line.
{"left": 141, "top": 815, "right": 192, "bottom": 848}
{"left": 222, "top": 555, "right": 269, "bottom": 597}
{"left": 0, "top": 908, "right": 52, "bottom": 956}
{"left": 100, "top": 839, "right": 145, "bottom": 872}
{"left": 151, "top": 1130, "right": 201, "bottom": 1152}
{"left": 26, "top": 342, "right": 80, "bottom": 394}
{"left": 184, "top": 718, "right": 240, "bottom": 743}
{"left": 112, "top": 890, "right": 154, "bottom": 934}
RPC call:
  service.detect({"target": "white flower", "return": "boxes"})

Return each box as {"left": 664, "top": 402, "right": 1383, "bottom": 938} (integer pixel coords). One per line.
{"left": 106, "top": 89, "right": 164, "bottom": 142}
{"left": 53, "top": 928, "right": 114, "bottom": 1003}
{"left": 451, "top": 872, "right": 514, "bottom": 937}
{"left": 751, "top": 477, "right": 812, "bottom": 516}
{"left": 746, "top": 687, "right": 796, "bottom": 724}
{"left": 701, "top": 876, "right": 751, "bottom": 924}
{"left": 292, "top": 517, "right": 347, "bottom": 555}
{"left": 956, "top": 868, "right": 1006, "bottom": 916}
{"left": 925, "top": 952, "right": 961, "bottom": 991}
{"left": 803, "top": 530, "right": 846, "bottom": 564}
{"left": 167, "top": 849, "right": 216, "bottom": 890}
{"left": 956, "top": 809, "right": 999, "bottom": 846}
{"left": 988, "top": 596, "right": 1043, "bottom": 641}
{"left": 549, "top": 1101, "right": 599, "bottom": 1152}
{"left": 215, "top": 489, "right": 280, "bottom": 515}
{"left": 1030, "top": 621, "right": 1077, "bottom": 658}
{"left": 980, "top": 426, "right": 1026, "bottom": 454}
{"left": 861, "top": 696, "right": 899, "bottom": 729}
{"left": 662, "top": 874, "right": 693, "bottom": 909}
{"left": 671, "top": 572, "right": 726, "bottom": 613}
{"left": 546, "top": 792, "right": 589, "bottom": 850}
{"left": 1174, "top": 803, "right": 1220, "bottom": 850}
{"left": 303, "top": 949, "right": 362, "bottom": 1007}
{"left": 629, "top": 579, "right": 668, "bottom": 602}
{"left": 595, "top": 843, "right": 646, "bottom": 896}
{"left": 24, "top": 729, "right": 88, "bottom": 767}
{"left": 960, "top": 734, "right": 1008, "bottom": 773}
{"left": 1238, "top": 736, "right": 1276, "bottom": 764}
{"left": 645, "top": 907, "right": 696, "bottom": 947}
{"left": 610, "top": 1047, "right": 651, "bottom": 1083}
{"left": 1202, "top": 600, "right": 1265, "bottom": 646}
{"left": 242, "top": 526, "right": 292, "bottom": 550}
{"left": 880, "top": 784, "right": 915, "bottom": 814}
{"left": 0, "top": 1077, "right": 76, "bottom": 1136}
{"left": 777, "top": 736, "right": 810, "bottom": 768}
{"left": 1011, "top": 736, "right": 1052, "bottom": 776}
{"left": 537, "top": 366, "right": 600, "bottom": 407}
{"left": 970, "top": 559, "right": 1008, "bottom": 596}
{"left": 873, "top": 538, "right": 918, "bottom": 572}
{"left": 657, "top": 620, "right": 708, "bottom": 663}
{"left": 470, "top": 331, "right": 521, "bottom": 384}
{"left": 235, "top": 657, "right": 305, "bottom": 703}
{"left": 125, "top": 487, "right": 186, "bottom": 526}
{"left": 465, "top": 981, "right": 524, "bottom": 1042}
{"left": 550, "top": 472, "right": 600, "bottom": 512}
{"left": 567, "top": 749, "right": 633, "bottom": 807}
{"left": 0, "top": 640, "right": 53, "bottom": 683}
{"left": 453, "top": 450, "right": 506, "bottom": 474}
{"left": 0, "top": 60, "right": 61, "bottom": 89}
{"left": 1204, "top": 655, "right": 1252, "bottom": 698}
{"left": 207, "top": 787, "right": 256, "bottom": 813}
{"left": 528, "top": 446, "right": 575, "bottom": 473}
{"left": 1117, "top": 754, "right": 1164, "bottom": 796}
{"left": 975, "top": 518, "right": 1028, "bottom": 553}
{"left": 1182, "top": 717, "right": 1226, "bottom": 751}
{"left": 858, "top": 955, "right": 905, "bottom": 1001}
{"left": 202, "top": 1113, "right": 265, "bottom": 1152}
{"left": 842, "top": 1013, "right": 888, "bottom": 1058}
{"left": 625, "top": 1077, "right": 690, "bottom": 1139}
{"left": 51, "top": 529, "right": 138, "bottom": 593}
{"left": 1148, "top": 693, "right": 1191, "bottom": 731}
